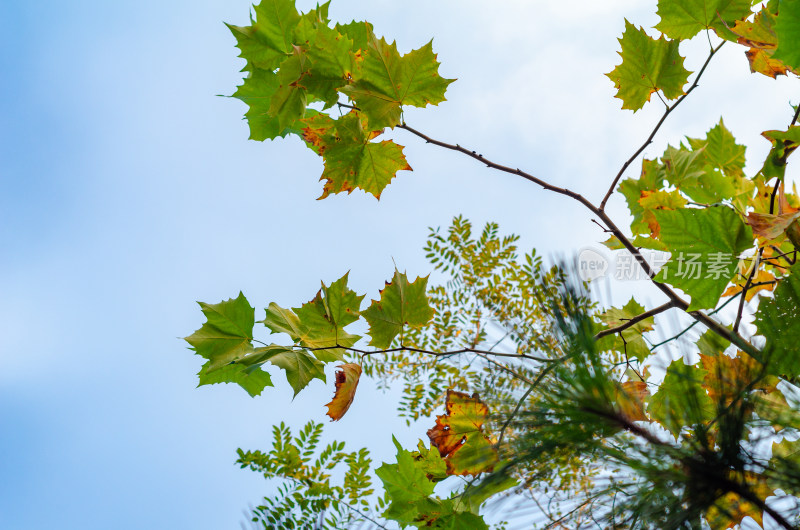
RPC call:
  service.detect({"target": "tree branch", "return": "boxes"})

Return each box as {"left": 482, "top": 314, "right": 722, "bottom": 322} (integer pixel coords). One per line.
{"left": 594, "top": 301, "right": 677, "bottom": 340}
{"left": 598, "top": 41, "right": 726, "bottom": 211}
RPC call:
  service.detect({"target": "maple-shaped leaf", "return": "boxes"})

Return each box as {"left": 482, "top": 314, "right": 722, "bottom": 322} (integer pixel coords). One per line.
{"left": 597, "top": 298, "right": 656, "bottom": 362}
{"left": 755, "top": 262, "right": 800, "bottom": 377}
{"left": 730, "top": 7, "right": 797, "bottom": 78}
{"left": 699, "top": 350, "right": 775, "bottom": 406}
{"left": 648, "top": 358, "right": 715, "bottom": 437}
{"left": 342, "top": 36, "right": 455, "bottom": 129}
{"left": 654, "top": 0, "right": 752, "bottom": 40}
{"left": 269, "top": 51, "right": 311, "bottom": 133}
{"left": 185, "top": 292, "right": 255, "bottom": 371}
{"left": 262, "top": 272, "right": 363, "bottom": 361}
{"left": 233, "top": 68, "right": 299, "bottom": 141}
{"left": 301, "top": 112, "right": 412, "bottom": 199}
{"left": 654, "top": 206, "right": 753, "bottom": 310}
{"left": 361, "top": 269, "right": 434, "bottom": 349}
{"left": 426, "top": 390, "right": 498, "bottom": 476}
{"left": 325, "top": 363, "right": 362, "bottom": 421}
{"left": 773, "top": 0, "right": 800, "bottom": 70}
{"left": 293, "top": 21, "right": 355, "bottom": 108}
{"left": 226, "top": 0, "right": 301, "bottom": 71}
{"left": 376, "top": 436, "right": 437, "bottom": 523}
{"left": 639, "top": 189, "right": 689, "bottom": 238}
{"left": 606, "top": 21, "right": 691, "bottom": 111}
{"left": 197, "top": 361, "right": 273, "bottom": 397}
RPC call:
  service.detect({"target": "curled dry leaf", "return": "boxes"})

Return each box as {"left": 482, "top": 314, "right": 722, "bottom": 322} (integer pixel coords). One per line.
{"left": 325, "top": 363, "right": 362, "bottom": 421}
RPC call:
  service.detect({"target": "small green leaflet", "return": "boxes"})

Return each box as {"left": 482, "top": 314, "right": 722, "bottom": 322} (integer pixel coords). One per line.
{"left": 362, "top": 270, "right": 435, "bottom": 349}
{"left": 302, "top": 112, "right": 412, "bottom": 199}
{"left": 262, "top": 272, "right": 363, "bottom": 361}
{"left": 655, "top": 206, "right": 753, "bottom": 311}
{"left": 606, "top": 21, "right": 691, "bottom": 111}
{"left": 655, "top": 0, "right": 752, "bottom": 40}
{"left": 343, "top": 37, "right": 455, "bottom": 129}
{"left": 185, "top": 292, "right": 255, "bottom": 371}
{"left": 773, "top": 0, "right": 800, "bottom": 70}
{"left": 755, "top": 262, "right": 800, "bottom": 377}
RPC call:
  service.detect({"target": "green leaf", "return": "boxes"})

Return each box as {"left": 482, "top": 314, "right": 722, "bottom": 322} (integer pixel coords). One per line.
{"left": 185, "top": 292, "right": 255, "bottom": 371}
{"left": 266, "top": 346, "right": 326, "bottom": 396}
{"left": 755, "top": 262, "right": 800, "bottom": 377}
{"left": 362, "top": 270, "right": 435, "bottom": 348}
{"left": 302, "top": 112, "right": 412, "bottom": 199}
{"left": 269, "top": 52, "right": 310, "bottom": 133}
{"left": 654, "top": 206, "right": 753, "bottom": 310}
{"left": 197, "top": 361, "right": 273, "bottom": 397}
{"left": 598, "top": 298, "right": 656, "bottom": 362}
{"left": 760, "top": 126, "right": 800, "bottom": 179}
{"left": 410, "top": 440, "right": 448, "bottom": 481}
{"left": 251, "top": 0, "right": 301, "bottom": 55}
{"left": 233, "top": 67, "right": 303, "bottom": 141}
{"left": 773, "top": 0, "right": 800, "bottom": 70}
{"left": 606, "top": 21, "right": 691, "bottom": 111}
{"left": 335, "top": 20, "right": 374, "bottom": 52}
{"left": 261, "top": 273, "right": 363, "bottom": 361}
{"left": 301, "top": 24, "right": 355, "bottom": 108}
{"left": 343, "top": 36, "right": 455, "bottom": 129}
{"left": 648, "top": 358, "right": 714, "bottom": 436}
{"left": 376, "top": 436, "right": 436, "bottom": 523}
{"left": 655, "top": 0, "right": 753, "bottom": 40}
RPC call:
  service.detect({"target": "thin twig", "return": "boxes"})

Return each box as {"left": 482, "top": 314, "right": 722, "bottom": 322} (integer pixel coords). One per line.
{"left": 594, "top": 301, "right": 676, "bottom": 340}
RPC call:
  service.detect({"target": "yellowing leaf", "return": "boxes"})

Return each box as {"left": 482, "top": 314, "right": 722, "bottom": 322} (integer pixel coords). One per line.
{"left": 301, "top": 112, "right": 412, "bottom": 199}
{"left": 325, "top": 363, "right": 362, "bottom": 421}
{"left": 746, "top": 210, "right": 800, "bottom": 241}
{"left": 616, "top": 381, "right": 650, "bottom": 422}
{"left": 426, "top": 390, "right": 498, "bottom": 475}
{"left": 606, "top": 21, "right": 691, "bottom": 111}
{"left": 705, "top": 472, "right": 773, "bottom": 529}
{"left": 722, "top": 269, "right": 776, "bottom": 301}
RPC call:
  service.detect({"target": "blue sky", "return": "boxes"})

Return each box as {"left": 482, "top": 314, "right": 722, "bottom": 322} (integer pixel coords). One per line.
{"left": 1, "top": 0, "right": 797, "bottom": 528}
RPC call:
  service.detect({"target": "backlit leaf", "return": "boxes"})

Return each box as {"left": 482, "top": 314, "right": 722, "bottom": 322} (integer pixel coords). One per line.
{"left": 755, "top": 262, "right": 800, "bottom": 376}
{"left": 343, "top": 36, "right": 455, "bottom": 129}
{"left": 361, "top": 269, "right": 434, "bottom": 349}
{"left": 606, "top": 21, "right": 691, "bottom": 111}
{"left": 301, "top": 112, "right": 412, "bottom": 199}
{"left": 185, "top": 292, "right": 255, "bottom": 371}
{"left": 655, "top": 0, "right": 752, "bottom": 40}
{"left": 426, "top": 390, "right": 498, "bottom": 475}
{"left": 197, "top": 361, "right": 273, "bottom": 397}
{"left": 655, "top": 206, "right": 753, "bottom": 310}
{"left": 773, "top": 0, "right": 800, "bottom": 70}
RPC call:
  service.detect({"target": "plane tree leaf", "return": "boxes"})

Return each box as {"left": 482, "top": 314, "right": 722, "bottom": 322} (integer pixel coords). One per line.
{"left": 197, "top": 361, "right": 273, "bottom": 397}
{"left": 426, "top": 390, "right": 498, "bottom": 476}
{"left": 654, "top": 206, "right": 754, "bottom": 310}
{"left": 265, "top": 346, "right": 326, "bottom": 396}
{"left": 755, "top": 262, "right": 800, "bottom": 377}
{"left": 227, "top": 0, "right": 301, "bottom": 71}
{"left": 325, "top": 363, "right": 362, "bottom": 421}
{"left": 730, "top": 7, "right": 797, "bottom": 78}
{"left": 262, "top": 272, "right": 363, "bottom": 361}
{"left": 185, "top": 292, "right": 256, "bottom": 371}
{"left": 597, "top": 298, "right": 656, "bottom": 362}
{"left": 654, "top": 0, "right": 752, "bottom": 40}
{"left": 773, "top": 0, "right": 800, "bottom": 70}
{"left": 361, "top": 270, "right": 435, "bottom": 349}
{"left": 343, "top": 36, "right": 455, "bottom": 129}
{"left": 606, "top": 21, "right": 691, "bottom": 111}
{"left": 648, "top": 359, "right": 715, "bottom": 437}
{"left": 302, "top": 112, "right": 412, "bottom": 199}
